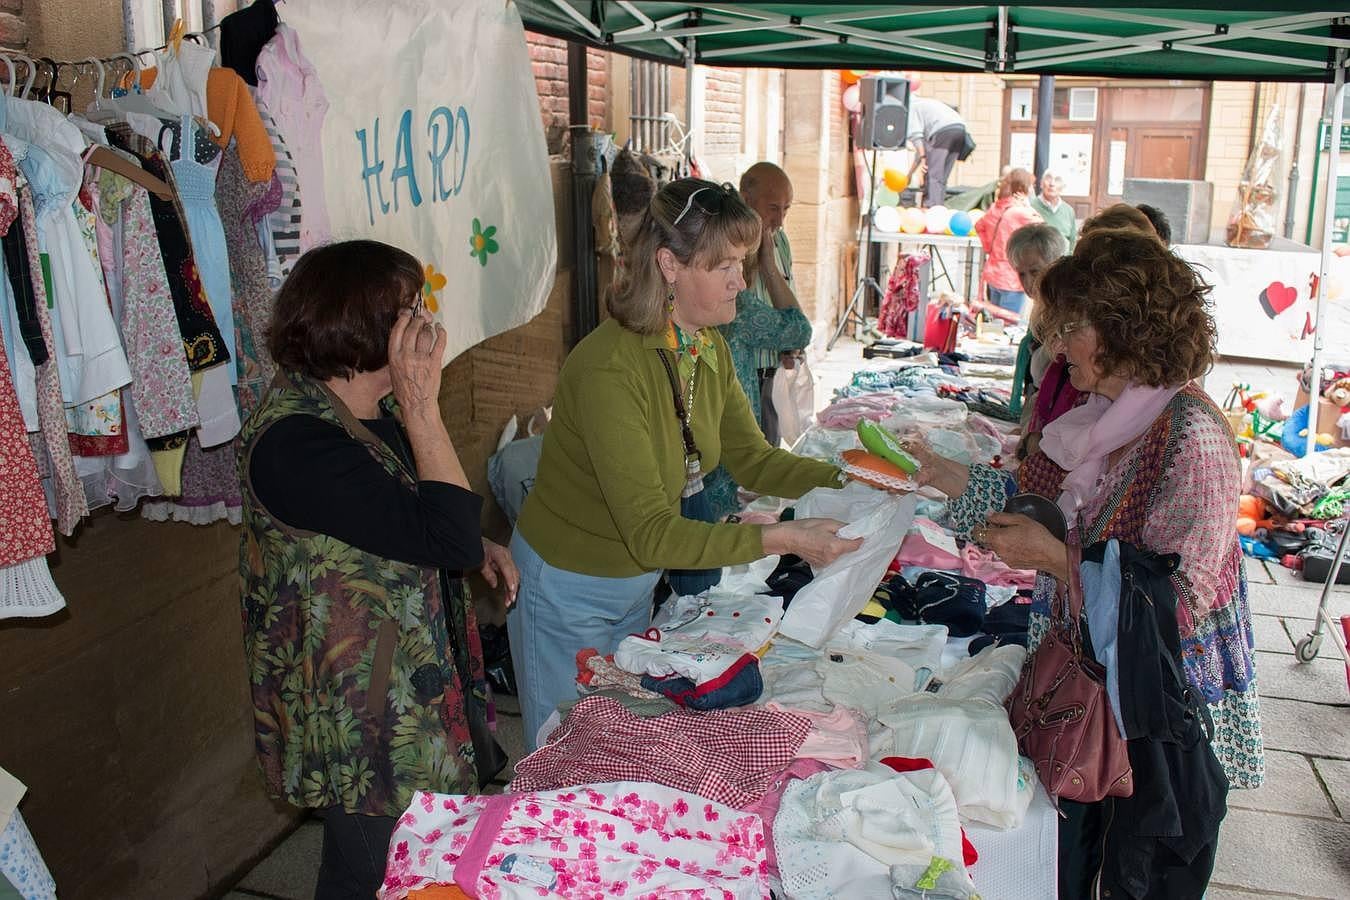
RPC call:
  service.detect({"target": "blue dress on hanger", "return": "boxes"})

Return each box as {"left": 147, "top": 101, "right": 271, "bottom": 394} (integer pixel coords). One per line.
{"left": 168, "top": 115, "right": 237, "bottom": 385}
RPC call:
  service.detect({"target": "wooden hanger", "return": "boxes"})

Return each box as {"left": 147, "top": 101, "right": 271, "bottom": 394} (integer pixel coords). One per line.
{"left": 85, "top": 145, "right": 173, "bottom": 200}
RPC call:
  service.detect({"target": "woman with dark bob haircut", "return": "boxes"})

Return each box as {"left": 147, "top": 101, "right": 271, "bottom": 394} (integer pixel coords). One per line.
{"left": 238, "top": 240, "right": 518, "bottom": 898}
{"left": 904, "top": 228, "right": 1262, "bottom": 898}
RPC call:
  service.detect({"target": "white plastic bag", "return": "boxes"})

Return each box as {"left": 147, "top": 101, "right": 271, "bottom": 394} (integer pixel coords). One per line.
{"left": 778, "top": 483, "right": 917, "bottom": 648}
{"left": 771, "top": 357, "right": 816, "bottom": 447}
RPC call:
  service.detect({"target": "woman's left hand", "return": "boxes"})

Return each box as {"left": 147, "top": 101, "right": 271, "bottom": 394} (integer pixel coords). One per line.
{"left": 972, "top": 512, "right": 1069, "bottom": 581}
{"left": 480, "top": 538, "right": 520, "bottom": 609}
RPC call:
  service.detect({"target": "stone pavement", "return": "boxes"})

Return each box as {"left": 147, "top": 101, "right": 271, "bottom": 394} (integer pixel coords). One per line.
{"left": 1208, "top": 558, "right": 1350, "bottom": 900}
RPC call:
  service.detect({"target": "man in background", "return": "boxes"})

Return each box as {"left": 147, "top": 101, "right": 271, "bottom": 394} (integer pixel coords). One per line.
{"left": 1029, "top": 170, "right": 1077, "bottom": 250}
{"left": 905, "top": 95, "right": 972, "bottom": 207}
{"left": 705, "top": 162, "right": 813, "bottom": 519}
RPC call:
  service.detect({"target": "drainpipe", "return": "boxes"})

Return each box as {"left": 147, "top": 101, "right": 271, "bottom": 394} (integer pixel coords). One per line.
{"left": 685, "top": 38, "right": 697, "bottom": 164}
{"left": 1286, "top": 83, "right": 1307, "bottom": 240}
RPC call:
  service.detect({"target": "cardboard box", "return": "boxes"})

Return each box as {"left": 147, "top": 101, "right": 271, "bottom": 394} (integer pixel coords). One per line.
{"left": 1294, "top": 387, "right": 1348, "bottom": 447}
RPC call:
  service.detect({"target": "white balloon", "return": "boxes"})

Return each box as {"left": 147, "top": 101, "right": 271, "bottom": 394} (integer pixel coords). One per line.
{"left": 873, "top": 205, "right": 902, "bottom": 233}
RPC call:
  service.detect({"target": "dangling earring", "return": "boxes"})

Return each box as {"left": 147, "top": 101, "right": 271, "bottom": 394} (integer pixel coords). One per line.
{"left": 666, "top": 285, "right": 676, "bottom": 315}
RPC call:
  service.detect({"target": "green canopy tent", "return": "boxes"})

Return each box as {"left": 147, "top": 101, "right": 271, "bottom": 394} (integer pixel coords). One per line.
{"left": 518, "top": 3, "right": 1347, "bottom": 80}
{"left": 519, "top": 1, "right": 1348, "bottom": 454}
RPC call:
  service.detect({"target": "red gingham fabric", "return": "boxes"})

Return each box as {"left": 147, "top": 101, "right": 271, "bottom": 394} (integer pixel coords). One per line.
{"left": 509, "top": 695, "right": 811, "bottom": 809}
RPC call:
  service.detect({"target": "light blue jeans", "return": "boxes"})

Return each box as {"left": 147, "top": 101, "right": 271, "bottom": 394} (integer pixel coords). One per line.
{"left": 506, "top": 532, "right": 661, "bottom": 751}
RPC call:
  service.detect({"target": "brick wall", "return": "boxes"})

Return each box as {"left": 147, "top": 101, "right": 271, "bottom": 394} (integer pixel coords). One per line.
{"left": 703, "top": 66, "right": 745, "bottom": 155}
{"left": 527, "top": 32, "right": 609, "bottom": 154}
{"left": 0, "top": 0, "right": 26, "bottom": 50}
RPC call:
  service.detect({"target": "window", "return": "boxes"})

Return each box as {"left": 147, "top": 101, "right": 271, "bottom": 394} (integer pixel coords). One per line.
{"left": 629, "top": 59, "right": 673, "bottom": 153}
{"left": 126, "top": 0, "right": 218, "bottom": 51}
{"left": 1068, "top": 88, "right": 1098, "bottom": 121}
{"left": 1113, "top": 87, "right": 1205, "bottom": 122}
{"left": 1009, "top": 87, "right": 1033, "bottom": 121}
{"left": 1052, "top": 87, "right": 1097, "bottom": 120}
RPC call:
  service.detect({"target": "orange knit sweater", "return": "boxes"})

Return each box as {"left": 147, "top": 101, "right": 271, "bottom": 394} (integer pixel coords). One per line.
{"left": 138, "top": 67, "right": 276, "bottom": 183}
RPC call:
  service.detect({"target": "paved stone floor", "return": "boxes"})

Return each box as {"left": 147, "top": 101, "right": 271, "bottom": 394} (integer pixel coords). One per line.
{"left": 226, "top": 341, "right": 1350, "bottom": 898}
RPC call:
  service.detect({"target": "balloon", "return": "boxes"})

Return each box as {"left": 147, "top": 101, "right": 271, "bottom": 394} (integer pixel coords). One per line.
{"left": 947, "top": 211, "right": 974, "bottom": 237}
{"left": 840, "top": 70, "right": 862, "bottom": 86}
{"left": 874, "top": 186, "right": 900, "bottom": 208}
{"left": 902, "top": 70, "right": 923, "bottom": 94}
{"left": 842, "top": 84, "right": 861, "bottom": 113}
{"left": 873, "top": 205, "right": 902, "bottom": 233}
{"left": 968, "top": 209, "right": 984, "bottom": 229}
{"left": 899, "top": 207, "right": 927, "bottom": 235}
{"left": 925, "top": 205, "right": 951, "bottom": 235}
{"left": 882, "top": 168, "right": 909, "bottom": 193}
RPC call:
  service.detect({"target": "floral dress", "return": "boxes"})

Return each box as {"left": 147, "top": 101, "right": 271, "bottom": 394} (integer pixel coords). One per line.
{"left": 379, "top": 783, "right": 771, "bottom": 900}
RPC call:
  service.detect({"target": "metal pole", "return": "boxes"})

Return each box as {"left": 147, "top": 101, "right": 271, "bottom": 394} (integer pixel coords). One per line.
{"left": 685, "top": 37, "right": 697, "bottom": 164}
{"left": 996, "top": 7, "right": 1009, "bottom": 72}
{"left": 1034, "top": 75, "right": 1054, "bottom": 183}
{"left": 1305, "top": 51, "right": 1346, "bottom": 457}
{"left": 569, "top": 41, "right": 600, "bottom": 343}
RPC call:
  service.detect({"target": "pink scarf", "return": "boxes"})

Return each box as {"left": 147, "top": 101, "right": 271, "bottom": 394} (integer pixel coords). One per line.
{"left": 1040, "top": 383, "right": 1183, "bottom": 517}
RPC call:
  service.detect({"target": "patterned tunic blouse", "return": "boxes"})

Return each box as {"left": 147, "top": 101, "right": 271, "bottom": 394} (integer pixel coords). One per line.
{"left": 946, "top": 383, "right": 1265, "bottom": 788}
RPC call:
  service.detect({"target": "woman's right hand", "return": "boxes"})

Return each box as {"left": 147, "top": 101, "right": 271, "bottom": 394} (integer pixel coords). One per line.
{"left": 388, "top": 308, "right": 447, "bottom": 416}
{"left": 899, "top": 435, "right": 970, "bottom": 498}
{"left": 763, "top": 518, "right": 863, "bottom": 569}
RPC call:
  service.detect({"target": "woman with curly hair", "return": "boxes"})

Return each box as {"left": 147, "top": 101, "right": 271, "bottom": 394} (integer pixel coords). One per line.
{"left": 906, "top": 228, "right": 1261, "bottom": 899}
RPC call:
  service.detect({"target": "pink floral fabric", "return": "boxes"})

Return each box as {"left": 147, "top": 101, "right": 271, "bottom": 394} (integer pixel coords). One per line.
{"left": 95, "top": 173, "right": 197, "bottom": 441}
{"left": 0, "top": 140, "right": 17, "bottom": 235}
{"left": 19, "top": 187, "right": 87, "bottom": 534}
{"left": 379, "top": 783, "right": 771, "bottom": 900}
{"left": 0, "top": 294, "right": 52, "bottom": 566}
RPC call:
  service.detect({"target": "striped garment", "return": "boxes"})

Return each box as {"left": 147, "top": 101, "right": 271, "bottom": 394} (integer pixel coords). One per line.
{"left": 250, "top": 95, "right": 303, "bottom": 278}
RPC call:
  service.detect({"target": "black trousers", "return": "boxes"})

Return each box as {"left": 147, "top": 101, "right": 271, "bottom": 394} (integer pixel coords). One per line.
{"left": 315, "top": 808, "right": 398, "bottom": 900}
{"left": 923, "top": 125, "right": 967, "bottom": 207}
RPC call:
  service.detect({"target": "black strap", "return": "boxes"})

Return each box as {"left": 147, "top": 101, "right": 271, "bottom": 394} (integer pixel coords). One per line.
{"left": 657, "top": 349, "right": 699, "bottom": 464}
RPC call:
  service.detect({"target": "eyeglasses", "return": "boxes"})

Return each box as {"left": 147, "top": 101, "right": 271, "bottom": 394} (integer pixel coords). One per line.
{"left": 672, "top": 182, "right": 737, "bottom": 227}
{"left": 1047, "top": 320, "right": 1086, "bottom": 343}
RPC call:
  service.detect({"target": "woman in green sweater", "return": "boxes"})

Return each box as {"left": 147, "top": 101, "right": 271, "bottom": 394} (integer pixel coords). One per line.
{"left": 509, "top": 179, "right": 861, "bottom": 746}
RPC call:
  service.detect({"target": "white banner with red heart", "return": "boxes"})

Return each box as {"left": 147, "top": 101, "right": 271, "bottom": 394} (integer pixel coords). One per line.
{"left": 1176, "top": 243, "right": 1350, "bottom": 364}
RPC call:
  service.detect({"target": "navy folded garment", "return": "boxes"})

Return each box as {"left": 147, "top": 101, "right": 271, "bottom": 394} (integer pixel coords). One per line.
{"left": 969, "top": 596, "right": 1032, "bottom": 654}
{"left": 640, "top": 653, "right": 763, "bottom": 710}
{"left": 884, "top": 571, "right": 987, "bottom": 637}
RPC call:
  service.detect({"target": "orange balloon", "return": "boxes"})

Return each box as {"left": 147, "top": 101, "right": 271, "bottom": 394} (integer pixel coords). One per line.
{"left": 883, "top": 169, "right": 909, "bottom": 193}
{"left": 899, "top": 207, "right": 928, "bottom": 235}
{"left": 840, "top": 70, "right": 862, "bottom": 85}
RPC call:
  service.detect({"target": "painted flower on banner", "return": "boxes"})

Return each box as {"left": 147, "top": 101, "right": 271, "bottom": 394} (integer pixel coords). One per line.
{"left": 469, "top": 219, "right": 499, "bottom": 267}
{"left": 422, "top": 264, "right": 447, "bottom": 313}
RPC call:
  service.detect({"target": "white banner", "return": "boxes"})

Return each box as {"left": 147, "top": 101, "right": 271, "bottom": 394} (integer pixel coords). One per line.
{"left": 283, "top": 0, "right": 557, "bottom": 365}
{"left": 1176, "top": 243, "right": 1350, "bottom": 364}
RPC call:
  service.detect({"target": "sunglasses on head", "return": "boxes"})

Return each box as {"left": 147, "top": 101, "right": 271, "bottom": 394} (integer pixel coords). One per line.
{"left": 672, "top": 182, "right": 737, "bottom": 227}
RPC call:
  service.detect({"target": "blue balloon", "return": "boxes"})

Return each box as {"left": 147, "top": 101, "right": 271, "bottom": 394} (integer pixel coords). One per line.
{"left": 948, "top": 210, "right": 973, "bottom": 237}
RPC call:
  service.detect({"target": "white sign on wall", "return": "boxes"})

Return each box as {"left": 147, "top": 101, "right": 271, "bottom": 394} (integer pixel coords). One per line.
{"left": 284, "top": 0, "right": 558, "bottom": 366}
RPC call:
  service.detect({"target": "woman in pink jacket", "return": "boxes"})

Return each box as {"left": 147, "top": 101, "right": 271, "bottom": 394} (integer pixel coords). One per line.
{"left": 975, "top": 168, "right": 1042, "bottom": 316}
